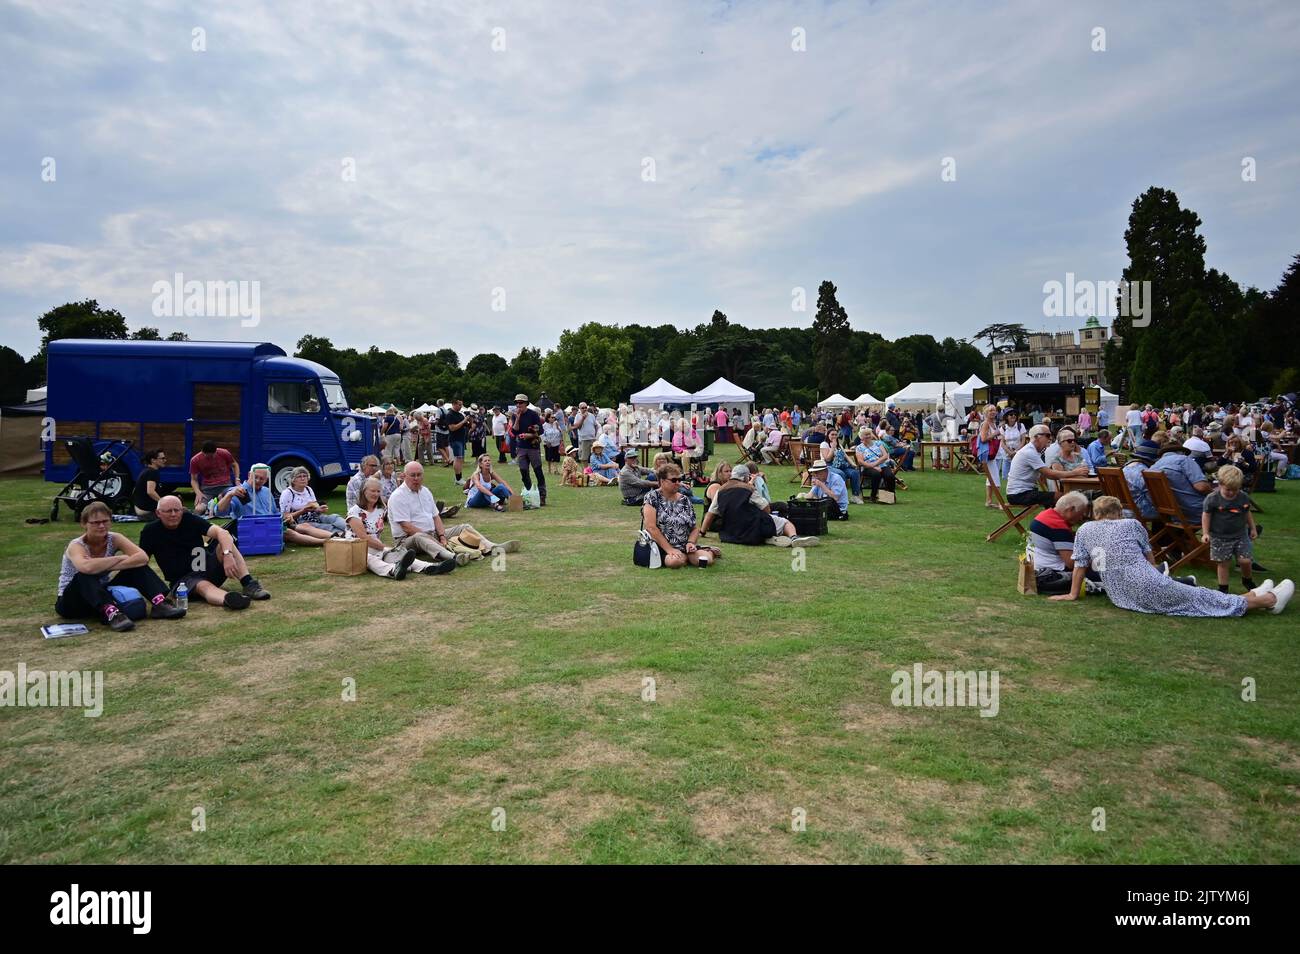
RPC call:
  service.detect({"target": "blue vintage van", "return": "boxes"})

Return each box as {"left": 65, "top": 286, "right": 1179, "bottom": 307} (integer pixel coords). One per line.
{"left": 44, "top": 339, "right": 374, "bottom": 496}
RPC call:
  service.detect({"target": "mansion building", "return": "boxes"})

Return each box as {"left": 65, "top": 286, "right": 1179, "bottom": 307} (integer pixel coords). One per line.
{"left": 991, "top": 317, "right": 1119, "bottom": 389}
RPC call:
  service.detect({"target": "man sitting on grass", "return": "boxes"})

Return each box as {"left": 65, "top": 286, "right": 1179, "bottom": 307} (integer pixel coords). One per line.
{"left": 1028, "top": 491, "right": 1107, "bottom": 595}
{"left": 700, "top": 464, "right": 819, "bottom": 548}
{"left": 618, "top": 447, "right": 659, "bottom": 506}
{"left": 807, "top": 460, "right": 850, "bottom": 519}
{"left": 140, "top": 496, "right": 270, "bottom": 610}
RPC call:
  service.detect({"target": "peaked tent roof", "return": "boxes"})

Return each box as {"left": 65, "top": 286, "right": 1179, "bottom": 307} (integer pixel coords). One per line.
{"left": 630, "top": 377, "right": 694, "bottom": 404}
{"left": 852, "top": 393, "right": 883, "bottom": 406}
{"left": 692, "top": 376, "right": 755, "bottom": 404}
{"left": 817, "top": 393, "right": 854, "bottom": 408}
{"left": 885, "top": 382, "right": 960, "bottom": 408}
{"left": 958, "top": 373, "right": 987, "bottom": 390}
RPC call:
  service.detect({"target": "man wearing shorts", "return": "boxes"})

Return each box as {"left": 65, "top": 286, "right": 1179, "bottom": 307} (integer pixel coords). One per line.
{"left": 444, "top": 398, "right": 468, "bottom": 482}
{"left": 140, "top": 496, "right": 270, "bottom": 609}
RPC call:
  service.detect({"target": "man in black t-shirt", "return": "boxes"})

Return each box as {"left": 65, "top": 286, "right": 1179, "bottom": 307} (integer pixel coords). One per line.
{"left": 511, "top": 394, "right": 546, "bottom": 506}
{"left": 133, "top": 448, "right": 168, "bottom": 519}
{"left": 139, "top": 496, "right": 270, "bottom": 609}
{"left": 444, "top": 398, "right": 468, "bottom": 482}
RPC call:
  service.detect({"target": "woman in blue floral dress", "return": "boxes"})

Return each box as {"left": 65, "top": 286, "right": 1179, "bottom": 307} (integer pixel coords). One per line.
{"left": 1050, "top": 496, "right": 1292, "bottom": 616}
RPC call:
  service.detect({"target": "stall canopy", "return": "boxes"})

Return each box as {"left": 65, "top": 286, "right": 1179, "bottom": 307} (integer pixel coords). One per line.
{"left": 852, "top": 393, "right": 883, "bottom": 406}
{"left": 692, "top": 376, "right": 755, "bottom": 405}
{"left": 817, "top": 393, "right": 854, "bottom": 409}
{"left": 1099, "top": 387, "right": 1120, "bottom": 421}
{"left": 630, "top": 377, "right": 693, "bottom": 405}
{"left": 950, "top": 374, "right": 988, "bottom": 413}
{"left": 885, "top": 381, "right": 961, "bottom": 414}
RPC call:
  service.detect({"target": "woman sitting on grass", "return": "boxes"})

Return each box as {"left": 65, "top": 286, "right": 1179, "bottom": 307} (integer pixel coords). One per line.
{"left": 705, "top": 459, "right": 732, "bottom": 505}
{"left": 213, "top": 464, "right": 335, "bottom": 547}
{"left": 1050, "top": 495, "right": 1292, "bottom": 616}
{"left": 641, "top": 463, "right": 718, "bottom": 568}
{"left": 56, "top": 501, "right": 186, "bottom": 632}
{"left": 346, "top": 477, "right": 450, "bottom": 578}
{"left": 279, "top": 466, "right": 348, "bottom": 536}
{"left": 466, "top": 454, "right": 514, "bottom": 511}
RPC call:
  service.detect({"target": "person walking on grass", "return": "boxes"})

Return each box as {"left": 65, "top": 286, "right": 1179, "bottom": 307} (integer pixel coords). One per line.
{"left": 1202, "top": 464, "right": 1261, "bottom": 595}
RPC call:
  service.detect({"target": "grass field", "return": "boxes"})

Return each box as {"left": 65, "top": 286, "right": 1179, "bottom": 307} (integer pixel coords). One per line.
{"left": 2, "top": 454, "right": 1298, "bottom": 864}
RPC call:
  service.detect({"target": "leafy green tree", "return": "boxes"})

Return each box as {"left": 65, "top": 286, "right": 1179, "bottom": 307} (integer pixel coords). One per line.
{"left": 872, "top": 370, "right": 899, "bottom": 398}
{"left": 131, "top": 326, "right": 162, "bottom": 340}
{"left": 1106, "top": 187, "right": 1207, "bottom": 400}
{"left": 811, "top": 281, "right": 852, "bottom": 396}
{"left": 971, "top": 323, "right": 1028, "bottom": 356}
{"left": 31, "top": 299, "right": 129, "bottom": 380}
{"left": 539, "top": 323, "right": 633, "bottom": 407}
{"left": 465, "top": 353, "right": 509, "bottom": 377}
{"left": 0, "top": 346, "right": 31, "bottom": 404}
{"left": 166, "top": 331, "right": 190, "bottom": 341}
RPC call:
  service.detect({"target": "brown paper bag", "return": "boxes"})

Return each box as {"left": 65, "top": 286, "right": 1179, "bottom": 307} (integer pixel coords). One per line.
{"left": 506, "top": 493, "right": 524, "bottom": 512}
{"left": 1017, "top": 554, "right": 1037, "bottom": 595}
{"left": 876, "top": 489, "right": 896, "bottom": 505}
{"left": 325, "top": 537, "right": 368, "bottom": 575}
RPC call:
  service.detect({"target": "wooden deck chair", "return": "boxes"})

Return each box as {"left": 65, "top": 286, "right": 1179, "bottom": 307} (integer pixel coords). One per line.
{"left": 733, "top": 430, "right": 764, "bottom": 465}
{"left": 1141, "top": 469, "right": 1210, "bottom": 572}
{"left": 786, "top": 438, "right": 808, "bottom": 483}
{"left": 985, "top": 464, "right": 1041, "bottom": 542}
{"left": 1096, "top": 466, "right": 1175, "bottom": 562}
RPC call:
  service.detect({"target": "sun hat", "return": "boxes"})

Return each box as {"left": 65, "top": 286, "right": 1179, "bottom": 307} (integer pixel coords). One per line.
{"left": 514, "top": 393, "right": 529, "bottom": 403}
{"left": 1132, "top": 439, "right": 1160, "bottom": 462}
{"left": 809, "top": 460, "right": 828, "bottom": 472}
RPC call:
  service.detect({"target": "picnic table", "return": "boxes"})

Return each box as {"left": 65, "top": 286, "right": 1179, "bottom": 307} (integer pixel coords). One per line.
{"left": 1059, "top": 475, "right": 1101, "bottom": 494}
{"left": 924, "top": 440, "right": 978, "bottom": 473}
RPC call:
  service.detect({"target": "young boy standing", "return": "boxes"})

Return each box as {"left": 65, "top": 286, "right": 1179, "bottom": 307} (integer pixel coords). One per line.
{"left": 1202, "top": 464, "right": 1258, "bottom": 593}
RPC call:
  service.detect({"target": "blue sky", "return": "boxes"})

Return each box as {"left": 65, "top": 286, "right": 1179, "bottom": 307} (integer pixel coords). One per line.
{"left": 2, "top": 0, "right": 1297, "bottom": 366}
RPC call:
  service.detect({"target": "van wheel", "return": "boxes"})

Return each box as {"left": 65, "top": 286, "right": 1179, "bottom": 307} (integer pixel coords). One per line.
{"left": 272, "top": 459, "right": 313, "bottom": 496}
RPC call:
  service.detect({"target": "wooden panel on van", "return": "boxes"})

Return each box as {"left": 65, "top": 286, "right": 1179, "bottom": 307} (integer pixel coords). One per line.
{"left": 194, "top": 383, "right": 243, "bottom": 421}
{"left": 51, "top": 421, "right": 97, "bottom": 465}
{"left": 99, "top": 421, "right": 142, "bottom": 447}
{"left": 191, "top": 425, "right": 240, "bottom": 461}
{"left": 142, "top": 423, "right": 186, "bottom": 462}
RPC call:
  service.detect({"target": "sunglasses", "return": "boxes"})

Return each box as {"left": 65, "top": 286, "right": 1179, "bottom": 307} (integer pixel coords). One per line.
{"left": 661, "top": 476, "right": 681, "bottom": 483}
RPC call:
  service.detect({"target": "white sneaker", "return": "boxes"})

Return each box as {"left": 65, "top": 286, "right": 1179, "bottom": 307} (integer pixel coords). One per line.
{"left": 791, "top": 536, "right": 820, "bottom": 547}
{"left": 1250, "top": 579, "right": 1275, "bottom": 597}
{"left": 850, "top": 495, "right": 865, "bottom": 505}
{"left": 1269, "top": 579, "right": 1294, "bottom": 614}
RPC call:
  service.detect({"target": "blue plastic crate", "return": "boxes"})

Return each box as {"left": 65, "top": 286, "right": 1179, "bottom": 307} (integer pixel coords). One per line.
{"left": 237, "top": 514, "right": 284, "bottom": 556}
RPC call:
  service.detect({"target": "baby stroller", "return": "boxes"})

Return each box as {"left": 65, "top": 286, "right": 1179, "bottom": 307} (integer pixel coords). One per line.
{"left": 50, "top": 436, "right": 136, "bottom": 521}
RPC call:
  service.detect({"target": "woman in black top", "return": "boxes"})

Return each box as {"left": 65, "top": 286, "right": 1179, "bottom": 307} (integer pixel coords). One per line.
{"left": 133, "top": 448, "right": 167, "bottom": 519}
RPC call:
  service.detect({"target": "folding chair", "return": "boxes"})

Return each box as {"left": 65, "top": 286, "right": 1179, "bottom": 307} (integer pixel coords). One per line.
{"left": 1096, "top": 466, "right": 1175, "bottom": 562}
{"left": 1141, "top": 469, "right": 1210, "bottom": 573}
{"left": 733, "top": 430, "right": 764, "bottom": 466}
{"left": 985, "top": 465, "right": 1041, "bottom": 542}
{"left": 786, "top": 439, "right": 807, "bottom": 483}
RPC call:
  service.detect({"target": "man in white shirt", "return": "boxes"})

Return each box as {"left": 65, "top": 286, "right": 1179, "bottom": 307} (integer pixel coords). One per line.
{"left": 492, "top": 407, "right": 509, "bottom": 462}
{"left": 760, "top": 425, "right": 785, "bottom": 464}
{"left": 386, "top": 462, "right": 463, "bottom": 565}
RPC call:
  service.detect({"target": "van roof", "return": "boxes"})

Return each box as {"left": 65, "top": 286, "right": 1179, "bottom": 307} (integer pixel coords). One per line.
{"left": 48, "top": 339, "right": 286, "bottom": 360}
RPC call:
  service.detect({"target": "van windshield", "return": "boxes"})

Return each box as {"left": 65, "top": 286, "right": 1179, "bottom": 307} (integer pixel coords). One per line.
{"left": 321, "top": 381, "right": 348, "bottom": 411}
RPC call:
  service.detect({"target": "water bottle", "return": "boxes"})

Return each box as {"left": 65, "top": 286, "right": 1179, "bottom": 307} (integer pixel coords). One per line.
{"left": 175, "top": 581, "right": 188, "bottom": 612}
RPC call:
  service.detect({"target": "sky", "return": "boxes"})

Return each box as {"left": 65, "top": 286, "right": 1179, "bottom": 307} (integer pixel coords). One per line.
{"left": 2, "top": 0, "right": 1298, "bottom": 369}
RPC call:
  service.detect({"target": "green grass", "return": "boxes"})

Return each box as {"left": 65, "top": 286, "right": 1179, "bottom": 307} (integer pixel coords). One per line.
{"left": 2, "top": 456, "right": 1298, "bottom": 864}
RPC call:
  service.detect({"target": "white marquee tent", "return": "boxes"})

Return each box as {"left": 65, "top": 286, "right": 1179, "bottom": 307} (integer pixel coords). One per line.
{"left": 817, "top": 393, "right": 855, "bottom": 409}
{"left": 630, "top": 377, "right": 694, "bottom": 406}
{"left": 852, "top": 393, "right": 883, "bottom": 406}
{"left": 692, "top": 377, "right": 755, "bottom": 405}
{"left": 1099, "top": 387, "right": 1120, "bottom": 422}
{"left": 885, "top": 381, "right": 961, "bottom": 416}
{"left": 950, "top": 374, "right": 988, "bottom": 414}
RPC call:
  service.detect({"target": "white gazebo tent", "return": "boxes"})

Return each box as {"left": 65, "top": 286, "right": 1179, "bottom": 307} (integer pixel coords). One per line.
{"left": 1098, "top": 386, "right": 1120, "bottom": 423}
{"left": 885, "top": 381, "right": 960, "bottom": 413}
{"left": 950, "top": 374, "right": 988, "bottom": 415}
{"left": 692, "top": 376, "right": 755, "bottom": 422}
{"left": 630, "top": 377, "right": 693, "bottom": 407}
{"left": 817, "top": 393, "right": 855, "bottom": 409}
{"left": 852, "top": 393, "right": 883, "bottom": 407}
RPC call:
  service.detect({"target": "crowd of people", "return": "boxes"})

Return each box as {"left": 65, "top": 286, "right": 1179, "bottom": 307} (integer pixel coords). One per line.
{"left": 1004, "top": 393, "right": 1300, "bottom": 619}
{"left": 52, "top": 387, "right": 1298, "bottom": 627}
